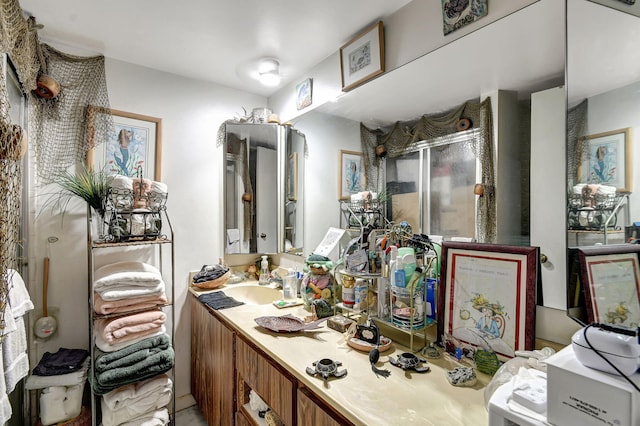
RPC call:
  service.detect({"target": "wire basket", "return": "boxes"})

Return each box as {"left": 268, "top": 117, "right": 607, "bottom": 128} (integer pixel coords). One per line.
{"left": 104, "top": 188, "right": 168, "bottom": 242}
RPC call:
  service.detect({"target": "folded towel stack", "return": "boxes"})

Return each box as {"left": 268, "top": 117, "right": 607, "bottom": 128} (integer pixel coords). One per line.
{"left": 101, "top": 373, "right": 172, "bottom": 426}
{"left": 92, "top": 333, "right": 174, "bottom": 395}
{"left": 91, "top": 260, "right": 174, "bottom": 422}
{"left": 94, "top": 309, "right": 167, "bottom": 352}
{"left": 94, "top": 261, "right": 166, "bottom": 301}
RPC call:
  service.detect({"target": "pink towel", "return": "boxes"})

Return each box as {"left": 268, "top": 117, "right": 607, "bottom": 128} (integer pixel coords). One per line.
{"left": 94, "top": 293, "right": 168, "bottom": 315}
{"left": 95, "top": 310, "right": 166, "bottom": 344}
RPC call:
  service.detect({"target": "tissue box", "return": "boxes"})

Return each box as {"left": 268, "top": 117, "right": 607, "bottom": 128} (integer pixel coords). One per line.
{"left": 546, "top": 346, "right": 640, "bottom": 426}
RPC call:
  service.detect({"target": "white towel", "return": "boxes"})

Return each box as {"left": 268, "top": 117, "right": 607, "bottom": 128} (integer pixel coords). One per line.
{"left": 97, "top": 281, "right": 165, "bottom": 302}
{"left": 3, "top": 270, "right": 33, "bottom": 393}
{"left": 118, "top": 408, "right": 169, "bottom": 426}
{"left": 94, "top": 261, "right": 163, "bottom": 292}
{"left": 0, "top": 351, "right": 12, "bottom": 425}
{"left": 101, "top": 375, "right": 172, "bottom": 426}
{"left": 7, "top": 269, "right": 33, "bottom": 317}
{"left": 94, "top": 326, "right": 167, "bottom": 353}
{"left": 24, "top": 358, "right": 89, "bottom": 390}
{"left": 3, "top": 316, "right": 29, "bottom": 393}
{"left": 597, "top": 184, "right": 616, "bottom": 195}
{"left": 226, "top": 229, "right": 240, "bottom": 253}
{"left": 150, "top": 181, "right": 167, "bottom": 194}
{"left": 111, "top": 175, "right": 134, "bottom": 191}
{"left": 572, "top": 183, "right": 586, "bottom": 194}
{"left": 103, "top": 374, "right": 172, "bottom": 411}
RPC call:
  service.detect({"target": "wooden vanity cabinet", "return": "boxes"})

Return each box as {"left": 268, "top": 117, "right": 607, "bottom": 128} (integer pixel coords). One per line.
{"left": 190, "top": 296, "right": 235, "bottom": 425}
{"left": 191, "top": 295, "right": 355, "bottom": 426}
{"left": 297, "top": 387, "right": 352, "bottom": 426}
{"left": 236, "top": 336, "right": 296, "bottom": 425}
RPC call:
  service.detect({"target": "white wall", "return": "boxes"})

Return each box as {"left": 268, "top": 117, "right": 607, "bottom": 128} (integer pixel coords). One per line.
{"left": 292, "top": 111, "right": 361, "bottom": 254}
{"left": 29, "top": 58, "right": 265, "bottom": 409}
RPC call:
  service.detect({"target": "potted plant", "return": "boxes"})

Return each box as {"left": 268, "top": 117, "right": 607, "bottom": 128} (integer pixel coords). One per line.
{"left": 46, "top": 164, "right": 112, "bottom": 239}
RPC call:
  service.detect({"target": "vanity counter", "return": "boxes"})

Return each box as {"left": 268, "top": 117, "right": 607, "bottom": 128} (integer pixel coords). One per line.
{"left": 190, "top": 285, "right": 490, "bottom": 425}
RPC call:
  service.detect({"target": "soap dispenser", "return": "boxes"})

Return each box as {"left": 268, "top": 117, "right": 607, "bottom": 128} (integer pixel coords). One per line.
{"left": 259, "top": 255, "right": 270, "bottom": 285}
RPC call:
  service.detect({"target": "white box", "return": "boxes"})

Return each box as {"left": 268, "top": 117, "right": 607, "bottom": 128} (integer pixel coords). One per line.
{"left": 546, "top": 346, "right": 640, "bottom": 426}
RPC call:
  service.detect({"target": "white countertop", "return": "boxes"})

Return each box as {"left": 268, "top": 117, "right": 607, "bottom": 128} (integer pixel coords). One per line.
{"left": 190, "top": 282, "right": 490, "bottom": 425}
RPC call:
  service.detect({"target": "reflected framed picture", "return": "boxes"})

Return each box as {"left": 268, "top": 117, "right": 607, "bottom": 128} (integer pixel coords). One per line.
{"left": 338, "top": 150, "right": 365, "bottom": 200}
{"left": 287, "top": 152, "right": 297, "bottom": 201}
{"left": 296, "top": 78, "right": 312, "bottom": 110}
{"left": 570, "top": 245, "right": 640, "bottom": 328}
{"left": 339, "top": 21, "right": 385, "bottom": 92}
{"left": 437, "top": 242, "right": 538, "bottom": 361}
{"left": 86, "top": 106, "right": 163, "bottom": 180}
{"left": 577, "top": 127, "right": 632, "bottom": 192}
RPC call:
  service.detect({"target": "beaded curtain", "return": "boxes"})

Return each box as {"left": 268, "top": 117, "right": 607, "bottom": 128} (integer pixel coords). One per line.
{"left": 360, "top": 98, "right": 496, "bottom": 243}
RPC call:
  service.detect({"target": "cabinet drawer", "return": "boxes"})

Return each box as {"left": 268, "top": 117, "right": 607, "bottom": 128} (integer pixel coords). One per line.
{"left": 297, "top": 387, "right": 353, "bottom": 426}
{"left": 236, "top": 337, "right": 295, "bottom": 425}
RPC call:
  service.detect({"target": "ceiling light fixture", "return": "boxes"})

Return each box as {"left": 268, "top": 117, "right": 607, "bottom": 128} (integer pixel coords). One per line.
{"left": 258, "top": 58, "right": 281, "bottom": 87}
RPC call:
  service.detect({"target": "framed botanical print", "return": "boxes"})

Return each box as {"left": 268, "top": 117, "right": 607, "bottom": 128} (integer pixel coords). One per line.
{"left": 339, "top": 21, "right": 385, "bottom": 92}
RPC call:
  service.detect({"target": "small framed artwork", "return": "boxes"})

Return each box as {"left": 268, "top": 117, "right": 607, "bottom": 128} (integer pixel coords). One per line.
{"left": 339, "top": 21, "right": 385, "bottom": 92}
{"left": 287, "top": 152, "right": 297, "bottom": 201}
{"left": 338, "top": 150, "right": 365, "bottom": 200}
{"left": 437, "top": 242, "right": 538, "bottom": 361}
{"left": 296, "top": 78, "right": 313, "bottom": 110}
{"left": 86, "top": 106, "right": 163, "bottom": 180}
{"left": 577, "top": 127, "right": 632, "bottom": 192}
{"left": 570, "top": 245, "right": 640, "bottom": 328}
{"left": 442, "top": 0, "right": 489, "bottom": 35}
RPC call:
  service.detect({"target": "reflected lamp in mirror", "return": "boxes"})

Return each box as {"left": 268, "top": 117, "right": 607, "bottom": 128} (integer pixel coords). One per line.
{"left": 567, "top": 244, "right": 640, "bottom": 327}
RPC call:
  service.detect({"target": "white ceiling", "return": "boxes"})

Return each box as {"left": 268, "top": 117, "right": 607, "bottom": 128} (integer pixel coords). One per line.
{"left": 18, "top": 0, "right": 412, "bottom": 97}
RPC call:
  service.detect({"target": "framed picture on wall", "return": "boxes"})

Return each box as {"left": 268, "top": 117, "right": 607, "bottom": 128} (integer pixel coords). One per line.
{"left": 339, "top": 21, "right": 385, "bottom": 92}
{"left": 338, "top": 150, "right": 365, "bottom": 200}
{"left": 441, "top": 0, "right": 489, "bottom": 35}
{"left": 86, "top": 106, "right": 163, "bottom": 180}
{"left": 437, "top": 242, "right": 538, "bottom": 361}
{"left": 577, "top": 127, "right": 632, "bottom": 192}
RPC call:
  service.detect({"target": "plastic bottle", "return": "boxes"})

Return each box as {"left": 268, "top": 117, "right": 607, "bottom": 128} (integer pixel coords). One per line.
{"left": 394, "top": 256, "right": 406, "bottom": 288}
{"left": 283, "top": 268, "right": 297, "bottom": 301}
{"left": 259, "top": 255, "right": 270, "bottom": 285}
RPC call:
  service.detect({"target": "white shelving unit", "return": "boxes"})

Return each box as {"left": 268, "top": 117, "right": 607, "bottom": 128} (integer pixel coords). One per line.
{"left": 86, "top": 207, "right": 175, "bottom": 425}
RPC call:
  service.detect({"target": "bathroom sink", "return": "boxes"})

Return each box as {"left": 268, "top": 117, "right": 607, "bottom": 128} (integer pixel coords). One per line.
{"left": 221, "top": 285, "right": 282, "bottom": 305}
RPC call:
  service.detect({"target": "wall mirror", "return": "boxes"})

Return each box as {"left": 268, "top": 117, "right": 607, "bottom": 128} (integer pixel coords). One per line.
{"left": 295, "top": 0, "right": 565, "bottom": 306}
{"left": 224, "top": 123, "right": 305, "bottom": 256}
{"left": 566, "top": 0, "right": 640, "bottom": 323}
